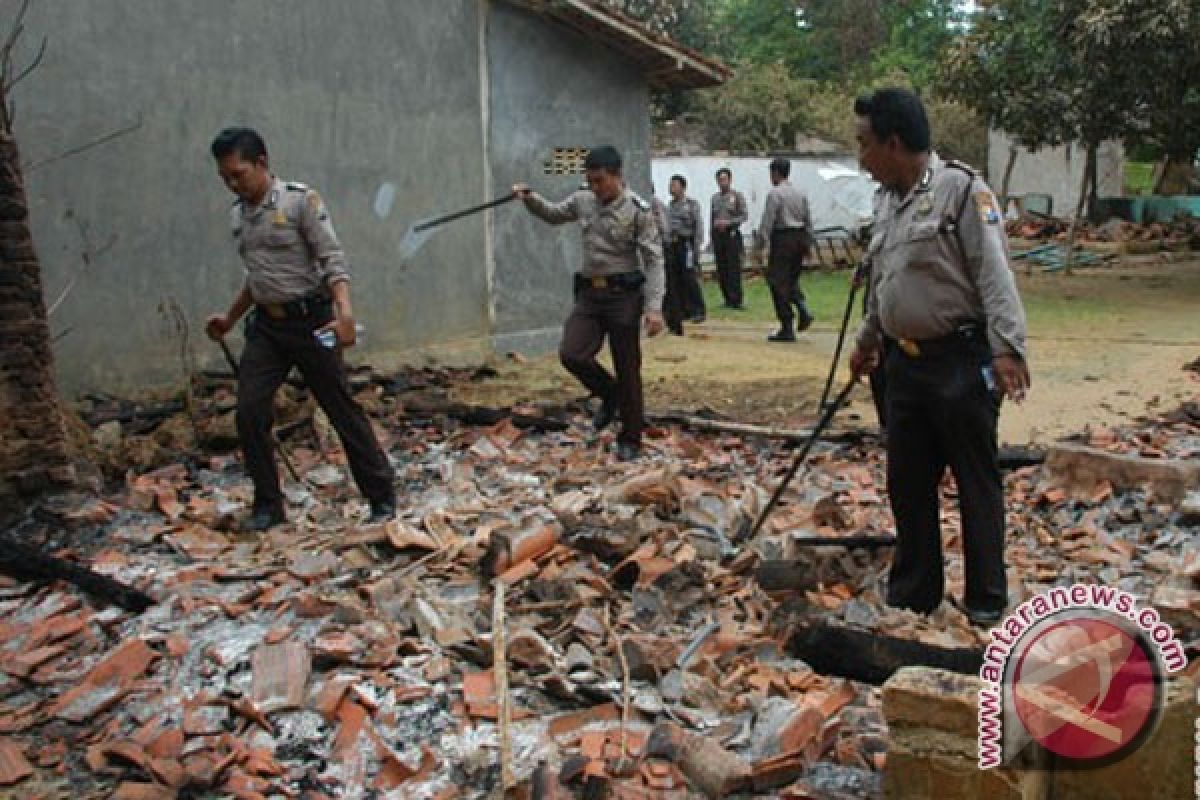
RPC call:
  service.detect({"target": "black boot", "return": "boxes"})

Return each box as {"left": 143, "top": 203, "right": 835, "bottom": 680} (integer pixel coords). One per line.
{"left": 245, "top": 503, "right": 285, "bottom": 532}
{"left": 593, "top": 398, "right": 617, "bottom": 431}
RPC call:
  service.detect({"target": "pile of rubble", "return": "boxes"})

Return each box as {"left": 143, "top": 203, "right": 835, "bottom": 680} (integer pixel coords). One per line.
{"left": 0, "top": 364, "right": 1197, "bottom": 798}
{"left": 1006, "top": 211, "right": 1200, "bottom": 250}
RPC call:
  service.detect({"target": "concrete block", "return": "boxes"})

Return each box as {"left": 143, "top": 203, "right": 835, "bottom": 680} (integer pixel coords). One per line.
{"left": 1045, "top": 443, "right": 1200, "bottom": 502}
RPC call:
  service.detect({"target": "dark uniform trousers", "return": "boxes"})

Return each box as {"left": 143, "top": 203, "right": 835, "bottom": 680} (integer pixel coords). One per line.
{"left": 559, "top": 284, "right": 645, "bottom": 447}
{"left": 238, "top": 310, "right": 395, "bottom": 511}
{"left": 767, "top": 229, "right": 812, "bottom": 331}
{"left": 883, "top": 332, "right": 1006, "bottom": 614}
{"left": 663, "top": 240, "right": 690, "bottom": 334}
{"left": 712, "top": 229, "right": 744, "bottom": 307}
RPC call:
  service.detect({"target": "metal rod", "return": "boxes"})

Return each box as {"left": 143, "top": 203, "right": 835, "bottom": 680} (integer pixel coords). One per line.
{"left": 746, "top": 378, "right": 858, "bottom": 542}
{"left": 817, "top": 277, "right": 859, "bottom": 413}
{"left": 412, "top": 192, "right": 517, "bottom": 233}
{"left": 215, "top": 336, "right": 303, "bottom": 485}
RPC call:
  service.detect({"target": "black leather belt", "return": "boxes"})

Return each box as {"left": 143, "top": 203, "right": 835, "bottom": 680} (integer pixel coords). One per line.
{"left": 256, "top": 292, "right": 332, "bottom": 320}
{"left": 574, "top": 272, "right": 645, "bottom": 291}
{"left": 886, "top": 323, "right": 984, "bottom": 358}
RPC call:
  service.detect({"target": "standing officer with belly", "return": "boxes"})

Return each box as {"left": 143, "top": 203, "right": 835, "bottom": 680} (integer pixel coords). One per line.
{"left": 848, "top": 89, "right": 1030, "bottom": 627}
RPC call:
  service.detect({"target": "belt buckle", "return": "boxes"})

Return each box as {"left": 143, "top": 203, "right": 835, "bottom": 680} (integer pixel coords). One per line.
{"left": 264, "top": 303, "right": 286, "bottom": 320}
{"left": 899, "top": 338, "right": 921, "bottom": 357}
{"left": 591, "top": 275, "right": 608, "bottom": 289}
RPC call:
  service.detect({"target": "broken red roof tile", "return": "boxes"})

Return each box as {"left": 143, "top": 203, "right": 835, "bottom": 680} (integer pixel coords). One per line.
{"left": 50, "top": 638, "right": 158, "bottom": 723}
{"left": 250, "top": 641, "right": 310, "bottom": 712}
{"left": 111, "top": 782, "right": 177, "bottom": 800}
{"left": 0, "top": 738, "right": 33, "bottom": 786}
{"left": 4, "top": 643, "right": 68, "bottom": 679}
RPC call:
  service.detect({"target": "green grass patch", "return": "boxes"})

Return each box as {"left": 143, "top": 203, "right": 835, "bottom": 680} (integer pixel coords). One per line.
{"left": 703, "top": 270, "right": 856, "bottom": 325}
{"left": 1124, "top": 161, "right": 1156, "bottom": 195}
{"left": 701, "top": 269, "right": 1137, "bottom": 332}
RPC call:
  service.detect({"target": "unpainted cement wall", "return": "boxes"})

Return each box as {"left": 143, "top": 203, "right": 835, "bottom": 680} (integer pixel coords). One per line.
{"left": 987, "top": 131, "right": 1124, "bottom": 217}
{"left": 12, "top": 0, "right": 490, "bottom": 393}
{"left": 486, "top": 2, "right": 653, "bottom": 354}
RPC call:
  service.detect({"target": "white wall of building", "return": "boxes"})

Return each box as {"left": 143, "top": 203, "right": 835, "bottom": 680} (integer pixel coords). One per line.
{"left": 987, "top": 131, "right": 1124, "bottom": 217}
{"left": 651, "top": 155, "right": 876, "bottom": 257}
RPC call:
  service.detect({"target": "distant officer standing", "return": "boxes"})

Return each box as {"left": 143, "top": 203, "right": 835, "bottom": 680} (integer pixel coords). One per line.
{"left": 666, "top": 175, "right": 707, "bottom": 328}
{"left": 848, "top": 89, "right": 1030, "bottom": 627}
{"left": 757, "top": 158, "right": 815, "bottom": 342}
{"left": 651, "top": 187, "right": 671, "bottom": 255}
{"left": 710, "top": 167, "right": 748, "bottom": 310}
{"left": 513, "top": 146, "right": 665, "bottom": 462}
{"left": 204, "top": 127, "right": 396, "bottom": 531}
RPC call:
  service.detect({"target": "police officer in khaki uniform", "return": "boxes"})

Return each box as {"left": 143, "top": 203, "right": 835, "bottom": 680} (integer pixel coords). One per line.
{"left": 848, "top": 89, "right": 1030, "bottom": 626}
{"left": 710, "top": 167, "right": 748, "bottom": 310}
{"left": 757, "top": 158, "right": 815, "bottom": 342}
{"left": 666, "top": 175, "right": 707, "bottom": 329}
{"left": 204, "top": 127, "right": 395, "bottom": 531}
{"left": 513, "top": 146, "right": 665, "bottom": 461}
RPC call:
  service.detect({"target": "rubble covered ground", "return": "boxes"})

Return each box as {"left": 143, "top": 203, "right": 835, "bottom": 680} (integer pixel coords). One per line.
{"left": 1, "top": 351, "right": 1198, "bottom": 799}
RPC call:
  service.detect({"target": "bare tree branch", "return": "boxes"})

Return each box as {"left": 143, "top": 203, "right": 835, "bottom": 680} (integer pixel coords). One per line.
{"left": 46, "top": 210, "right": 118, "bottom": 317}
{"left": 24, "top": 113, "right": 143, "bottom": 172}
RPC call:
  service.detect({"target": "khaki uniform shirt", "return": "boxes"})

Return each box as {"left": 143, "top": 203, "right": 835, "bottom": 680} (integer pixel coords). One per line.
{"left": 757, "top": 181, "right": 812, "bottom": 247}
{"left": 855, "top": 154, "right": 1027, "bottom": 358}
{"left": 710, "top": 189, "right": 748, "bottom": 234}
{"left": 667, "top": 195, "right": 704, "bottom": 249}
{"left": 651, "top": 196, "right": 670, "bottom": 243}
{"left": 525, "top": 187, "right": 666, "bottom": 313}
{"left": 231, "top": 177, "right": 349, "bottom": 304}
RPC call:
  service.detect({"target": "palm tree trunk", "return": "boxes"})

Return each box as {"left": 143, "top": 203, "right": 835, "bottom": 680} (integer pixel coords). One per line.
{"left": 0, "top": 127, "right": 74, "bottom": 500}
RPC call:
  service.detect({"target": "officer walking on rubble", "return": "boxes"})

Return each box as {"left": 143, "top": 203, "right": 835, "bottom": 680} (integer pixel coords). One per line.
{"left": 205, "top": 127, "right": 396, "bottom": 532}
{"left": 848, "top": 89, "right": 1030, "bottom": 627}
{"left": 513, "top": 146, "right": 665, "bottom": 462}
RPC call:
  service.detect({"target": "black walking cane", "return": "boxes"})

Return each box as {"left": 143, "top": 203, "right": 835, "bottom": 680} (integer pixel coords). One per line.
{"left": 745, "top": 376, "right": 859, "bottom": 542}
{"left": 816, "top": 265, "right": 863, "bottom": 413}
{"left": 216, "top": 336, "right": 304, "bottom": 485}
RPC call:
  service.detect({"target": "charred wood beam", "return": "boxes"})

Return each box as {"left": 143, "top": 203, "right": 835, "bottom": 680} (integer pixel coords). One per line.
{"left": 785, "top": 618, "right": 983, "bottom": 685}
{"left": 0, "top": 531, "right": 154, "bottom": 612}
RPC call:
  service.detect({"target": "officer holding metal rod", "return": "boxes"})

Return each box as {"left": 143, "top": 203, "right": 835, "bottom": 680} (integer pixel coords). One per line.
{"left": 848, "top": 89, "right": 1030, "bottom": 627}
{"left": 513, "top": 146, "right": 665, "bottom": 462}
{"left": 205, "top": 127, "right": 395, "bottom": 531}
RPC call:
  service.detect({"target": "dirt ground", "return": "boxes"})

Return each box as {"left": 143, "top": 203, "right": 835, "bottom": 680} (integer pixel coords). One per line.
{"left": 455, "top": 260, "right": 1200, "bottom": 445}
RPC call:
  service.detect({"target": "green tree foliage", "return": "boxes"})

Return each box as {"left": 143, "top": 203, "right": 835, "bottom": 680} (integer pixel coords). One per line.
{"left": 632, "top": 0, "right": 986, "bottom": 163}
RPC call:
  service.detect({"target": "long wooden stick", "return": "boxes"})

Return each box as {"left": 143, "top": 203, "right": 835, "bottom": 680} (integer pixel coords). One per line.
{"left": 493, "top": 580, "right": 514, "bottom": 793}
{"left": 645, "top": 411, "right": 864, "bottom": 444}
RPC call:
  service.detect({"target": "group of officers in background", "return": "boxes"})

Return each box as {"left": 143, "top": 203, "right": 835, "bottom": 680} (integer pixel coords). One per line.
{"left": 653, "top": 159, "right": 817, "bottom": 341}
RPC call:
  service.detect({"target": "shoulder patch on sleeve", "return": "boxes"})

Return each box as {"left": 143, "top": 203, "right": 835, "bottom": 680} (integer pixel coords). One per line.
{"left": 975, "top": 191, "right": 1001, "bottom": 225}
{"left": 945, "top": 160, "right": 978, "bottom": 177}
{"left": 285, "top": 181, "right": 309, "bottom": 192}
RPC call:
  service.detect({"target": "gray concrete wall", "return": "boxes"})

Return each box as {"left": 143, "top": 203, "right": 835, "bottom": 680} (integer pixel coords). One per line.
{"left": 486, "top": 3, "right": 653, "bottom": 354}
{"left": 988, "top": 131, "right": 1124, "bottom": 217}
{"left": 11, "top": 0, "right": 489, "bottom": 393}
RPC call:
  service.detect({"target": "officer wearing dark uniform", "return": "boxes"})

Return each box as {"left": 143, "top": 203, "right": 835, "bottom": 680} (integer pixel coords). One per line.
{"left": 757, "top": 158, "right": 815, "bottom": 342}
{"left": 666, "top": 175, "right": 706, "bottom": 331}
{"left": 710, "top": 167, "right": 748, "bottom": 310}
{"left": 513, "top": 146, "right": 666, "bottom": 462}
{"left": 849, "top": 89, "right": 1030, "bottom": 627}
{"left": 205, "top": 127, "right": 395, "bottom": 531}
